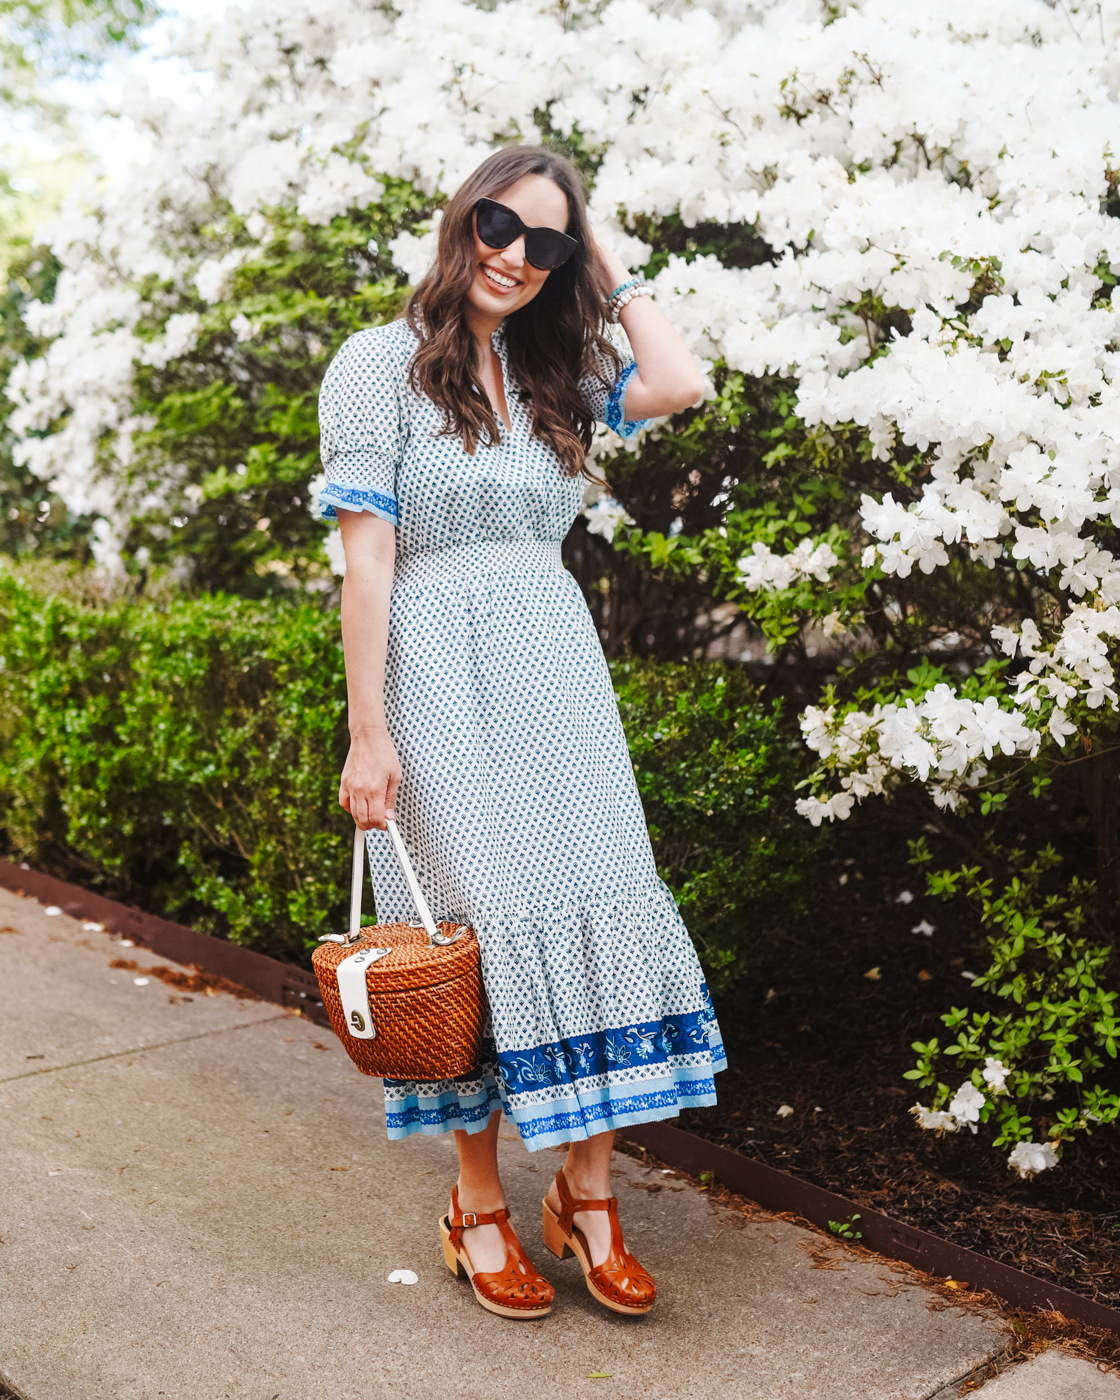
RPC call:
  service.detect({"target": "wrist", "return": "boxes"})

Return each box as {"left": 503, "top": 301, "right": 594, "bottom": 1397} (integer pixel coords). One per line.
{"left": 606, "top": 279, "right": 651, "bottom": 323}
{"left": 349, "top": 723, "right": 390, "bottom": 742}
{"left": 601, "top": 256, "right": 630, "bottom": 289}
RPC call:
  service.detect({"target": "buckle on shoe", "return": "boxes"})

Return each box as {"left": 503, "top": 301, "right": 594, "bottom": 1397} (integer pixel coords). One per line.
{"left": 461, "top": 1212, "right": 478, "bottom": 1227}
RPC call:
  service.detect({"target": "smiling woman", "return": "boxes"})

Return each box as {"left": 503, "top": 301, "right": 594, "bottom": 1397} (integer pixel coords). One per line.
{"left": 316, "top": 144, "right": 715, "bottom": 1324}
{"left": 405, "top": 147, "right": 625, "bottom": 472}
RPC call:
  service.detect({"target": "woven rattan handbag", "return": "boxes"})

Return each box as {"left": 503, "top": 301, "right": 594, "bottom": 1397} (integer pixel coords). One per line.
{"left": 312, "top": 823, "right": 483, "bottom": 1080}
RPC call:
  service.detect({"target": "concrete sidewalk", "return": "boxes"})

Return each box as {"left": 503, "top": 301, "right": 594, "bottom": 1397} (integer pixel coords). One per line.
{"left": 0, "top": 886, "right": 1114, "bottom": 1400}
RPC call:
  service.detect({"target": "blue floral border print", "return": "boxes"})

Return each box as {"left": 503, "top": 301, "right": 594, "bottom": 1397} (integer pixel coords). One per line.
{"left": 605, "top": 362, "right": 650, "bottom": 439}
{"left": 319, "top": 482, "right": 400, "bottom": 524}
{"left": 498, "top": 1006, "right": 720, "bottom": 1095}
{"left": 515, "top": 1084, "right": 717, "bottom": 1144}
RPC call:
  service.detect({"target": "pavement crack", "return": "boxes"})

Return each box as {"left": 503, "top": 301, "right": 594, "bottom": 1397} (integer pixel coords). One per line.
{"left": 1, "top": 1013, "right": 290, "bottom": 1083}
{"left": 922, "top": 1350, "right": 1011, "bottom": 1400}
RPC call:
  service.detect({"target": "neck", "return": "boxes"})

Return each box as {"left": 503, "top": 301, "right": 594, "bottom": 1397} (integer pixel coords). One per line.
{"left": 464, "top": 302, "right": 503, "bottom": 357}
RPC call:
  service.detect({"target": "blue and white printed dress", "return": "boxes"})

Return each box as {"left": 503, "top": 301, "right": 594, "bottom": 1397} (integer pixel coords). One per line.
{"left": 318, "top": 317, "right": 725, "bottom": 1150}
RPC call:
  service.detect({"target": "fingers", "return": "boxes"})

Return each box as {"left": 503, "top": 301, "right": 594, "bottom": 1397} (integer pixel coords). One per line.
{"left": 338, "top": 737, "right": 403, "bottom": 832}
{"left": 340, "top": 783, "right": 376, "bottom": 832}
{"left": 385, "top": 770, "right": 401, "bottom": 823}
{"left": 343, "top": 785, "right": 387, "bottom": 831}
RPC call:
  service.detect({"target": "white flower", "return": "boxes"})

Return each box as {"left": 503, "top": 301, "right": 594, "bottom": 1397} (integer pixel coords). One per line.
{"left": 981, "top": 1057, "right": 1010, "bottom": 1095}
{"left": 582, "top": 496, "right": 634, "bottom": 545}
{"left": 1007, "top": 1140, "right": 1060, "bottom": 1179}
{"left": 895, "top": 890, "right": 914, "bottom": 905}
{"left": 911, "top": 919, "right": 935, "bottom": 937}
{"left": 795, "top": 793, "right": 855, "bottom": 826}
{"left": 776, "top": 1104, "right": 794, "bottom": 1118}
{"left": 10, "top": 0, "right": 1120, "bottom": 797}
{"left": 820, "top": 610, "right": 848, "bottom": 638}
{"left": 1047, "top": 710, "right": 1078, "bottom": 746}
{"left": 738, "top": 538, "right": 839, "bottom": 592}
{"left": 910, "top": 1103, "right": 959, "bottom": 1133}
{"left": 323, "top": 529, "right": 347, "bottom": 577}
{"left": 948, "top": 1081, "right": 985, "bottom": 1132}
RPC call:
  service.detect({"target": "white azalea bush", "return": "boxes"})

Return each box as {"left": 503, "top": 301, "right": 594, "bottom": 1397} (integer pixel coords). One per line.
{"left": 6, "top": 0, "right": 1120, "bottom": 1172}
{"left": 905, "top": 843, "right": 1119, "bottom": 1177}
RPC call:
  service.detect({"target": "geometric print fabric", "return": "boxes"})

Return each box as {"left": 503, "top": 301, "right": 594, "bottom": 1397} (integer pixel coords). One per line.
{"left": 318, "top": 318, "right": 726, "bottom": 1150}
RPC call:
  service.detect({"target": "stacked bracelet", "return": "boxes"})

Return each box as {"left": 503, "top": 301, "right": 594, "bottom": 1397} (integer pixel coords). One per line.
{"left": 606, "top": 277, "right": 652, "bottom": 322}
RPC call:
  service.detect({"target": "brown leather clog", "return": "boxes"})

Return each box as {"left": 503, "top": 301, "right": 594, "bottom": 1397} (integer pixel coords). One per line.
{"left": 439, "top": 1185, "right": 554, "bottom": 1319}
{"left": 542, "top": 1169, "right": 656, "bottom": 1315}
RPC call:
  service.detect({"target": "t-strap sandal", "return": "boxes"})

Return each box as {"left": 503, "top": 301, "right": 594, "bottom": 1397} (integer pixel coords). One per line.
{"left": 439, "top": 1186, "right": 554, "bottom": 1319}
{"left": 542, "top": 1169, "right": 656, "bottom": 1314}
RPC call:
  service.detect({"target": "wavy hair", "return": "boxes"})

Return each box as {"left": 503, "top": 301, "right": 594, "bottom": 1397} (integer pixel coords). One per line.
{"left": 406, "top": 146, "right": 621, "bottom": 476}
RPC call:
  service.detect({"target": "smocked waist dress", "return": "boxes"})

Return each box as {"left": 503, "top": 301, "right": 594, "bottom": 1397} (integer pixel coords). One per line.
{"left": 317, "top": 317, "right": 725, "bottom": 1149}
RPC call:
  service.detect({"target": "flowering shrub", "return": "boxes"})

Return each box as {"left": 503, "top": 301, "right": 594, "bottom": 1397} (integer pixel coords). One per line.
{"left": 905, "top": 843, "right": 1120, "bottom": 1177}
{"left": 9, "top": 0, "right": 1120, "bottom": 1171}
{"left": 121, "top": 188, "right": 427, "bottom": 592}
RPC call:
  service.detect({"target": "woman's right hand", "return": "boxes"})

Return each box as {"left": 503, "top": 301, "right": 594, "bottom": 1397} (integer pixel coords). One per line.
{"left": 339, "top": 728, "right": 403, "bottom": 831}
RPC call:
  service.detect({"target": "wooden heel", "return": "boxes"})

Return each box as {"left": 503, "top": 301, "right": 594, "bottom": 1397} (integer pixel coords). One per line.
{"left": 439, "top": 1217, "right": 464, "bottom": 1276}
{"left": 542, "top": 1200, "right": 574, "bottom": 1260}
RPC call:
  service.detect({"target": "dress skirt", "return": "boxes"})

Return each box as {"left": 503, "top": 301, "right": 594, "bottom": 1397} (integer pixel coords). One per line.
{"left": 366, "top": 537, "right": 726, "bottom": 1151}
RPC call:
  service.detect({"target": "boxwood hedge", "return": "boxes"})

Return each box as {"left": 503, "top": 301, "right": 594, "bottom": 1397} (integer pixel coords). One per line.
{"left": 0, "top": 565, "right": 821, "bottom": 985}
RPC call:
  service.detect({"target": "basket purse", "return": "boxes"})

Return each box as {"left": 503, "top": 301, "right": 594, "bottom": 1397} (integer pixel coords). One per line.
{"left": 311, "top": 822, "right": 483, "bottom": 1080}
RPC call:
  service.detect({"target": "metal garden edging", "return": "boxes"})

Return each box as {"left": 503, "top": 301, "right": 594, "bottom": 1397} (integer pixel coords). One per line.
{"left": 3, "top": 856, "right": 1119, "bottom": 1337}
{"left": 0, "top": 858, "right": 329, "bottom": 1026}
{"left": 624, "top": 1124, "right": 1120, "bottom": 1337}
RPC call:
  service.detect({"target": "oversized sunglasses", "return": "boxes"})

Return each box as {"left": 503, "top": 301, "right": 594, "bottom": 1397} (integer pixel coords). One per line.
{"left": 474, "top": 197, "right": 578, "bottom": 271}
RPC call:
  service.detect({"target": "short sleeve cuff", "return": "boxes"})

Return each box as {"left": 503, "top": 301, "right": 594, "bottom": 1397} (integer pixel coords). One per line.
{"left": 605, "top": 362, "right": 651, "bottom": 439}
{"left": 318, "top": 481, "right": 399, "bottom": 525}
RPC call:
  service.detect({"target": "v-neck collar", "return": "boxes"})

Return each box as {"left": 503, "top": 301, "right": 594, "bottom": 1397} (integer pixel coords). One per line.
{"left": 489, "top": 326, "right": 513, "bottom": 436}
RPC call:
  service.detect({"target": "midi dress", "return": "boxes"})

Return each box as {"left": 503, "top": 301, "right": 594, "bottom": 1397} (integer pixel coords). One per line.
{"left": 318, "top": 317, "right": 726, "bottom": 1151}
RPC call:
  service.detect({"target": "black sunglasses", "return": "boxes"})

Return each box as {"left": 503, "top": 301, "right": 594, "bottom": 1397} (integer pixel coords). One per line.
{"left": 474, "top": 197, "right": 578, "bottom": 271}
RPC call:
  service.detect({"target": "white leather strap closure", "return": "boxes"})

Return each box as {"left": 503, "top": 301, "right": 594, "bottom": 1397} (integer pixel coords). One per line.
{"left": 336, "top": 945, "right": 391, "bottom": 1039}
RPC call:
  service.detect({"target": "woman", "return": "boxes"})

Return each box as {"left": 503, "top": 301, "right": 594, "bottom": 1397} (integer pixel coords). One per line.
{"left": 318, "top": 145, "right": 725, "bottom": 1320}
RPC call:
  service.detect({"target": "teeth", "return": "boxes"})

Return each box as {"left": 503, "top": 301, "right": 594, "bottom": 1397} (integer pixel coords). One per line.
{"left": 484, "top": 267, "right": 517, "bottom": 289}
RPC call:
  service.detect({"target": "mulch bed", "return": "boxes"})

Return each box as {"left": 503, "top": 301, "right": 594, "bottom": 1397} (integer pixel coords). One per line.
{"left": 613, "top": 1141, "right": 1120, "bottom": 1380}
{"left": 682, "top": 804, "right": 1120, "bottom": 1309}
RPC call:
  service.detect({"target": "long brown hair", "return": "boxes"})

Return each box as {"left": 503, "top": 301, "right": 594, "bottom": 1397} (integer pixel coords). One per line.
{"left": 406, "top": 146, "right": 621, "bottom": 476}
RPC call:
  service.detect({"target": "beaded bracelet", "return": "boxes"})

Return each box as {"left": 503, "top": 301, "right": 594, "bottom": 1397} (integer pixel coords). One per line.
{"left": 606, "top": 276, "right": 641, "bottom": 305}
{"left": 608, "top": 283, "right": 652, "bottom": 322}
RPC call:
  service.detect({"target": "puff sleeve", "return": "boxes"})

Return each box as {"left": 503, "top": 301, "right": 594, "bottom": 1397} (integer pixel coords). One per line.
{"left": 317, "top": 326, "right": 407, "bottom": 524}
{"left": 579, "top": 340, "right": 651, "bottom": 440}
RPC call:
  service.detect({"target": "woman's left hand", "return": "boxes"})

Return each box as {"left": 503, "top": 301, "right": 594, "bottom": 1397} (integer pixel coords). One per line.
{"left": 589, "top": 236, "right": 706, "bottom": 419}
{"left": 591, "top": 237, "right": 632, "bottom": 298}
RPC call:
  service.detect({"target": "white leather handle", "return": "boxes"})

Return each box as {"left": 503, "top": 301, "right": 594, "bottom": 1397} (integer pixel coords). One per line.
{"left": 351, "top": 820, "right": 439, "bottom": 941}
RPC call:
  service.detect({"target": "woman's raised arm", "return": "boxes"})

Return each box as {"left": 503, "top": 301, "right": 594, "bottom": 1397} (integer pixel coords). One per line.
{"left": 595, "top": 243, "right": 706, "bottom": 420}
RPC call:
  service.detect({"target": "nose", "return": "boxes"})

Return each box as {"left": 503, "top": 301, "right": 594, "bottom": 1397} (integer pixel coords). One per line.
{"left": 498, "top": 235, "right": 526, "bottom": 270}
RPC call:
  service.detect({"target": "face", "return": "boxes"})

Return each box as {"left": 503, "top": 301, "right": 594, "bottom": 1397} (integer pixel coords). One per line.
{"left": 466, "top": 173, "right": 571, "bottom": 322}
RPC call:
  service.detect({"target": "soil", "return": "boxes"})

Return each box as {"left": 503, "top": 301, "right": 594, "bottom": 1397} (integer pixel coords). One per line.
{"left": 683, "top": 802, "right": 1120, "bottom": 1309}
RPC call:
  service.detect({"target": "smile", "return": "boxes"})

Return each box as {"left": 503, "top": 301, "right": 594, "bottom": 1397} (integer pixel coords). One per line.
{"left": 482, "top": 265, "right": 520, "bottom": 291}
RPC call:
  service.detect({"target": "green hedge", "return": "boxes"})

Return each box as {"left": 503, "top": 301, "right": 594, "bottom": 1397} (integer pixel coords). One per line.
{"left": 612, "top": 656, "right": 822, "bottom": 989}
{"left": 0, "top": 566, "right": 821, "bottom": 982}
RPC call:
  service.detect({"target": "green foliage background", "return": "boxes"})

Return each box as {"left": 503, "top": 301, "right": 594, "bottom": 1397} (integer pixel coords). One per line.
{"left": 1, "top": 96, "right": 1115, "bottom": 1167}
{"left": 0, "top": 565, "right": 820, "bottom": 982}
